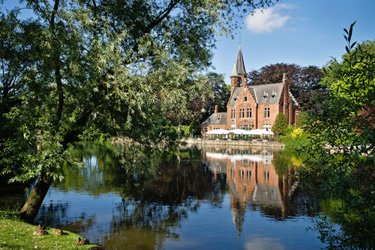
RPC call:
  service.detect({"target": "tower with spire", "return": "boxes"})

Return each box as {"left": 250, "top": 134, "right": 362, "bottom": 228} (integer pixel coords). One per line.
{"left": 230, "top": 48, "right": 247, "bottom": 96}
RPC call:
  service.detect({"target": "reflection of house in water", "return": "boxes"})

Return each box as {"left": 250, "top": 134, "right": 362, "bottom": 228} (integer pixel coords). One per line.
{"left": 203, "top": 147, "right": 299, "bottom": 234}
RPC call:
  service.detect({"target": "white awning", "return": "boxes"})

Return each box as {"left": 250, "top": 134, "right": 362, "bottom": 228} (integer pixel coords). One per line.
{"left": 247, "top": 129, "right": 274, "bottom": 135}
{"left": 206, "top": 152, "right": 273, "bottom": 163}
{"left": 206, "top": 129, "right": 229, "bottom": 135}
{"left": 228, "top": 129, "right": 248, "bottom": 135}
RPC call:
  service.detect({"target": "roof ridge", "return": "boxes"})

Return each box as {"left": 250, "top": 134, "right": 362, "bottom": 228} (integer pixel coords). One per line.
{"left": 252, "top": 82, "right": 283, "bottom": 87}
{"left": 276, "top": 84, "right": 284, "bottom": 104}
{"left": 248, "top": 86, "right": 258, "bottom": 104}
{"left": 288, "top": 90, "right": 299, "bottom": 107}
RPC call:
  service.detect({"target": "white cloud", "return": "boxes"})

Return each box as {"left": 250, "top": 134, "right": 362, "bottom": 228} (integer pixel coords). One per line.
{"left": 245, "top": 237, "right": 284, "bottom": 250}
{"left": 246, "top": 4, "right": 293, "bottom": 33}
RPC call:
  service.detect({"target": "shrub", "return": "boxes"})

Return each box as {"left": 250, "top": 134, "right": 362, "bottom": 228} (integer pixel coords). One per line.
{"left": 272, "top": 113, "right": 289, "bottom": 136}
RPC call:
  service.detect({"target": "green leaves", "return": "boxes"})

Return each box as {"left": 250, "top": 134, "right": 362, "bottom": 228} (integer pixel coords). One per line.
{"left": 272, "top": 113, "right": 289, "bottom": 136}
{"left": 301, "top": 23, "right": 375, "bottom": 249}
{"left": 343, "top": 21, "right": 356, "bottom": 53}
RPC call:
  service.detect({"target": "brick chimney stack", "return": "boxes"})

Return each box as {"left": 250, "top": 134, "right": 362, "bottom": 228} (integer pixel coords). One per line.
{"left": 282, "top": 73, "right": 287, "bottom": 84}
{"left": 214, "top": 105, "right": 218, "bottom": 113}
{"left": 282, "top": 72, "right": 289, "bottom": 120}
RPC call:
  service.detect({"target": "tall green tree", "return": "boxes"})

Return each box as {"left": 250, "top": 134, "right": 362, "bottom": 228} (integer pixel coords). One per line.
{"left": 303, "top": 23, "right": 375, "bottom": 248}
{"left": 0, "top": 0, "right": 277, "bottom": 221}
{"left": 205, "top": 72, "right": 230, "bottom": 113}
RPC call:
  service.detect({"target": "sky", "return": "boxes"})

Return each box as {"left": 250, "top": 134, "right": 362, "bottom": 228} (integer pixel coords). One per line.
{"left": 212, "top": 0, "right": 375, "bottom": 83}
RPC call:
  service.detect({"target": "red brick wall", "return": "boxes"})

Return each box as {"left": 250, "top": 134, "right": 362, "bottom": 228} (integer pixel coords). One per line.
{"left": 257, "top": 103, "right": 280, "bottom": 129}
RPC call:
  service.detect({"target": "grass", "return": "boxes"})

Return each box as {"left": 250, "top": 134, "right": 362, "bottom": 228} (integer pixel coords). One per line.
{"left": 0, "top": 210, "right": 97, "bottom": 250}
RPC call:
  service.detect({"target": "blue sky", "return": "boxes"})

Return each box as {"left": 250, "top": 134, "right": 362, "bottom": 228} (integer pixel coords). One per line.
{"left": 212, "top": 0, "right": 375, "bottom": 83}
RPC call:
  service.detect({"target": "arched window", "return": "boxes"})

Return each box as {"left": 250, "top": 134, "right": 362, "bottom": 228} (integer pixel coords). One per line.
{"left": 244, "top": 96, "right": 248, "bottom": 102}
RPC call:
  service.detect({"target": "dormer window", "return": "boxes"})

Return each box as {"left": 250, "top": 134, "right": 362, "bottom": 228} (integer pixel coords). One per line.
{"left": 272, "top": 91, "right": 276, "bottom": 98}
{"left": 263, "top": 92, "right": 268, "bottom": 98}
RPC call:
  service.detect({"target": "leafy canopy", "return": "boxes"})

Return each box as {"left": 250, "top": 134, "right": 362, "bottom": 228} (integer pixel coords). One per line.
{"left": 0, "top": 0, "right": 276, "bottom": 184}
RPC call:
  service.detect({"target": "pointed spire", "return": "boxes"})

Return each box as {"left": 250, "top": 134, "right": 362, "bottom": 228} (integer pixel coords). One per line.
{"left": 231, "top": 47, "right": 247, "bottom": 77}
{"left": 236, "top": 48, "right": 247, "bottom": 76}
{"left": 230, "top": 201, "right": 245, "bottom": 237}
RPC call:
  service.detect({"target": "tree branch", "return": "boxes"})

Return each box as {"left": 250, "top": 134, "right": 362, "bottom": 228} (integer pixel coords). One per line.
{"left": 49, "top": 0, "right": 64, "bottom": 127}
{"left": 144, "top": 0, "right": 181, "bottom": 33}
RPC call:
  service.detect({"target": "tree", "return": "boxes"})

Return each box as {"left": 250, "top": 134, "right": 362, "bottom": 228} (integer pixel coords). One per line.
{"left": 248, "top": 63, "right": 324, "bottom": 112}
{"left": 0, "top": 12, "right": 44, "bottom": 138}
{"left": 272, "top": 113, "right": 288, "bottom": 136}
{"left": 248, "top": 63, "right": 300, "bottom": 85}
{"left": 303, "top": 23, "right": 375, "bottom": 248}
{"left": 0, "top": 0, "right": 277, "bottom": 222}
{"left": 164, "top": 72, "right": 230, "bottom": 132}
{"left": 307, "top": 37, "right": 374, "bottom": 158}
{"left": 205, "top": 72, "right": 230, "bottom": 113}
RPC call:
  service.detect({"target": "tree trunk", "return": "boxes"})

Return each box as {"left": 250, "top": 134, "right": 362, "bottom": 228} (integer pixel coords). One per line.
{"left": 19, "top": 177, "right": 52, "bottom": 223}
{"left": 19, "top": 0, "right": 60, "bottom": 224}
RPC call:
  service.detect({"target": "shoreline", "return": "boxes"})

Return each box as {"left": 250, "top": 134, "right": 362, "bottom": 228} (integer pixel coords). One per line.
{"left": 0, "top": 211, "right": 98, "bottom": 250}
{"left": 181, "top": 138, "right": 285, "bottom": 149}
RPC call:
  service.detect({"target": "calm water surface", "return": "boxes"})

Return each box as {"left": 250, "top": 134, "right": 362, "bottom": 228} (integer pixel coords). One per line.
{"left": 35, "top": 146, "right": 326, "bottom": 249}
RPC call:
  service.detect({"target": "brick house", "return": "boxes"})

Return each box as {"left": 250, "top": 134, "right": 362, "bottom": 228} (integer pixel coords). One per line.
{"left": 202, "top": 48, "right": 299, "bottom": 135}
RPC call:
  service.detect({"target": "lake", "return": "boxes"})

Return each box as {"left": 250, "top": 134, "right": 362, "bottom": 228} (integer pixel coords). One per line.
{"left": 34, "top": 144, "right": 328, "bottom": 249}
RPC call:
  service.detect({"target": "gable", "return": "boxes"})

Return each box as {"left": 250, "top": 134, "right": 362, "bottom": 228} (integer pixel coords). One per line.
{"left": 227, "top": 86, "right": 258, "bottom": 108}
{"left": 227, "top": 88, "right": 241, "bottom": 107}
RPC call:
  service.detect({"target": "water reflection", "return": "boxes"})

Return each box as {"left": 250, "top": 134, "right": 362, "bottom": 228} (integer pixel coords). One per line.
{"left": 35, "top": 144, "right": 323, "bottom": 249}
{"left": 202, "top": 147, "right": 318, "bottom": 236}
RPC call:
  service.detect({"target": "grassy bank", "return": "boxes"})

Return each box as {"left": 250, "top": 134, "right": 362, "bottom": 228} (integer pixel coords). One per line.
{"left": 0, "top": 211, "right": 97, "bottom": 250}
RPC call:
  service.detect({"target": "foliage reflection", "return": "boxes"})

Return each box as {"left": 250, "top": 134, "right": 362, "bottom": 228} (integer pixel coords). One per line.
{"left": 35, "top": 142, "right": 325, "bottom": 248}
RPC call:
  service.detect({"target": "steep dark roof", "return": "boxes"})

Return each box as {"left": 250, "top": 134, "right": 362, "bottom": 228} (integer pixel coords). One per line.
{"left": 251, "top": 83, "right": 284, "bottom": 105}
{"left": 228, "top": 83, "right": 283, "bottom": 107}
{"left": 202, "top": 112, "right": 227, "bottom": 125}
{"left": 227, "top": 82, "right": 300, "bottom": 107}
{"left": 231, "top": 48, "right": 247, "bottom": 76}
{"left": 251, "top": 185, "right": 283, "bottom": 208}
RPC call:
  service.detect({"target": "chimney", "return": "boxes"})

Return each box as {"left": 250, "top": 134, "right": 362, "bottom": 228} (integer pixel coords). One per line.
{"left": 241, "top": 76, "right": 247, "bottom": 87}
{"left": 214, "top": 105, "right": 218, "bottom": 113}
{"left": 282, "top": 73, "right": 287, "bottom": 84}
{"left": 282, "top": 72, "right": 289, "bottom": 116}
